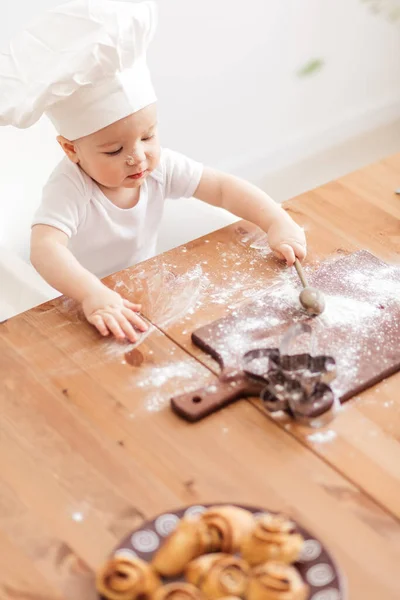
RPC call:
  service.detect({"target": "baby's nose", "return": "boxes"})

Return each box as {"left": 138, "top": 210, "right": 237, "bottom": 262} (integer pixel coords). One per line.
{"left": 126, "top": 146, "right": 146, "bottom": 166}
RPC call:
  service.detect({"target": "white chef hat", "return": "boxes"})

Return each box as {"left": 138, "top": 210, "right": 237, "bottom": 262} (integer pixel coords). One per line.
{"left": 0, "top": 0, "right": 157, "bottom": 140}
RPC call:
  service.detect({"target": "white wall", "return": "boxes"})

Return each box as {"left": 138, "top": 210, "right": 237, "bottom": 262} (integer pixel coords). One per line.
{"left": 149, "top": 0, "right": 400, "bottom": 176}
{"left": 1, "top": 0, "right": 400, "bottom": 259}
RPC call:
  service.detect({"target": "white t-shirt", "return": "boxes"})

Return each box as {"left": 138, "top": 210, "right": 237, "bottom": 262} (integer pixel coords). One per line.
{"left": 32, "top": 148, "right": 203, "bottom": 278}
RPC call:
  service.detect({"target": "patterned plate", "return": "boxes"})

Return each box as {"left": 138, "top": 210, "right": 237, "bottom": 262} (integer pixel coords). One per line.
{"left": 100, "top": 504, "right": 347, "bottom": 600}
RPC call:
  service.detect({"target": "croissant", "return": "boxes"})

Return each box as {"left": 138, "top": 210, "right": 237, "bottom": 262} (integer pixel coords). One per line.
{"left": 152, "top": 583, "right": 206, "bottom": 600}
{"left": 152, "top": 518, "right": 210, "bottom": 577}
{"left": 186, "top": 553, "right": 250, "bottom": 600}
{"left": 96, "top": 556, "right": 161, "bottom": 600}
{"left": 241, "top": 514, "right": 303, "bottom": 566}
{"left": 200, "top": 506, "right": 255, "bottom": 553}
{"left": 247, "top": 562, "right": 308, "bottom": 600}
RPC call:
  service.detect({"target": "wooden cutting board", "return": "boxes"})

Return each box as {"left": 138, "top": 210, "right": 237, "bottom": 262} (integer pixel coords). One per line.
{"left": 171, "top": 251, "right": 400, "bottom": 421}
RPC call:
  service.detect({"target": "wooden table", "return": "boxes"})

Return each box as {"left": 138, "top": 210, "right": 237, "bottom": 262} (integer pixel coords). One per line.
{"left": 1, "top": 154, "right": 400, "bottom": 599}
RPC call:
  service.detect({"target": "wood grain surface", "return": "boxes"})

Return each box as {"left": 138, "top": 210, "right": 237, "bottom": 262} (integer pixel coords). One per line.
{"left": 1, "top": 154, "right": 400, "bottom": 598}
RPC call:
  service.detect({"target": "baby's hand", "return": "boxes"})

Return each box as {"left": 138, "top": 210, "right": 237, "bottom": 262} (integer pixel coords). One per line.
{"left": 82, "top": 286, "right": 148, "bottom": 342}
{"left": 267, "top": 214, "right": 307, "bottom": 266}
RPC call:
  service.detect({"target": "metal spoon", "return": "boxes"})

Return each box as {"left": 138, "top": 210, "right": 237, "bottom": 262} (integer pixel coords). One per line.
{"left": 294, "top": 259, "right": 325, "bottom": 315}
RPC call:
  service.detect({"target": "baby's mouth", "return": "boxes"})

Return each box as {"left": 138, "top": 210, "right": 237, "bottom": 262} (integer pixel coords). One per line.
{"left": 128, "top": 170, "right": 146, "bottom": 180}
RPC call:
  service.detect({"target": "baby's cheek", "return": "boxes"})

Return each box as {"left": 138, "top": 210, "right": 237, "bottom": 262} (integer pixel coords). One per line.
{"left": 148, "top": 148, "right": 161, "bottom": 168}
{"left": 99, "top": 162, "right": 121, "bottom": 184}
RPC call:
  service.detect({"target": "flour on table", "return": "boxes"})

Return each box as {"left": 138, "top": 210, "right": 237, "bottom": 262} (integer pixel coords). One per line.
{"left": 307, "top": 430, "right": 338, "bottom": 444}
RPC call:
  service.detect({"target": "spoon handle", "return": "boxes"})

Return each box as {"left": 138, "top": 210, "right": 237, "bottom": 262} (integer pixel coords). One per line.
{"left": 294, "top": 259, "right": 308, "bottom": 289}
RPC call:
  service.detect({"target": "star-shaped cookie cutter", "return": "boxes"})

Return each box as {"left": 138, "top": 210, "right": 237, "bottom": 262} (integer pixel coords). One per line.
{"left": 242, "top": 348, "right": 337, "bottom": 426}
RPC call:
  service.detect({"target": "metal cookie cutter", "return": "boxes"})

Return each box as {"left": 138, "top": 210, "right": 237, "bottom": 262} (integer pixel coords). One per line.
{"left": 242, "top": 347, "right": 281, "bottom": 380}
{"left": 242, "top": 347, "right": 337, "bottom": 428}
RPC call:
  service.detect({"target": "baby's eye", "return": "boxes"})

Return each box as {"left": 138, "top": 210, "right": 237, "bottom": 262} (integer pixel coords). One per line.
{"left": 105, "top": 147, "right": 123, "bottom": 156}
{"left": 142, "top": 135, "right": 154, "bottom": 141}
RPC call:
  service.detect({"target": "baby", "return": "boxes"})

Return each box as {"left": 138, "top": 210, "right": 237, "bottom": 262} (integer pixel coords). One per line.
{"left": 1, "top": 0, "right": 306, "bottom": 343}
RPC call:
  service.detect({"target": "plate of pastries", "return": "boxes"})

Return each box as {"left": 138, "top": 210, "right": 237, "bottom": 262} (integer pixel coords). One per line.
{"left": 96, "top": 504, "right": 345, "bottom": 600}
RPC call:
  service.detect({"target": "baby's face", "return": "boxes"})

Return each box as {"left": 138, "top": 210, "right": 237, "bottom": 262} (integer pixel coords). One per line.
{"left": 61, "top": 103, "right": 160, "bottom": 190}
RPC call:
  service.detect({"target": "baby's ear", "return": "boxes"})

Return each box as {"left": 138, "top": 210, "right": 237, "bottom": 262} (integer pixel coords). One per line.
{"left": 57, "top": 136, "right": 79, "bottom": 163}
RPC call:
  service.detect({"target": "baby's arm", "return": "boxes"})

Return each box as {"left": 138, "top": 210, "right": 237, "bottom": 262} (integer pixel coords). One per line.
{"left": 30, "top": 225, "right": 148, "bottom": 342}
{"left": 194, "top": 167, "right": 306, "bottom": 265}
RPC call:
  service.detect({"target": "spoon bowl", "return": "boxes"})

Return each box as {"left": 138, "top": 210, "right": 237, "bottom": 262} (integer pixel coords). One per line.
{"left": 299, "top": 286, "right": 325, "bottom": 315}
